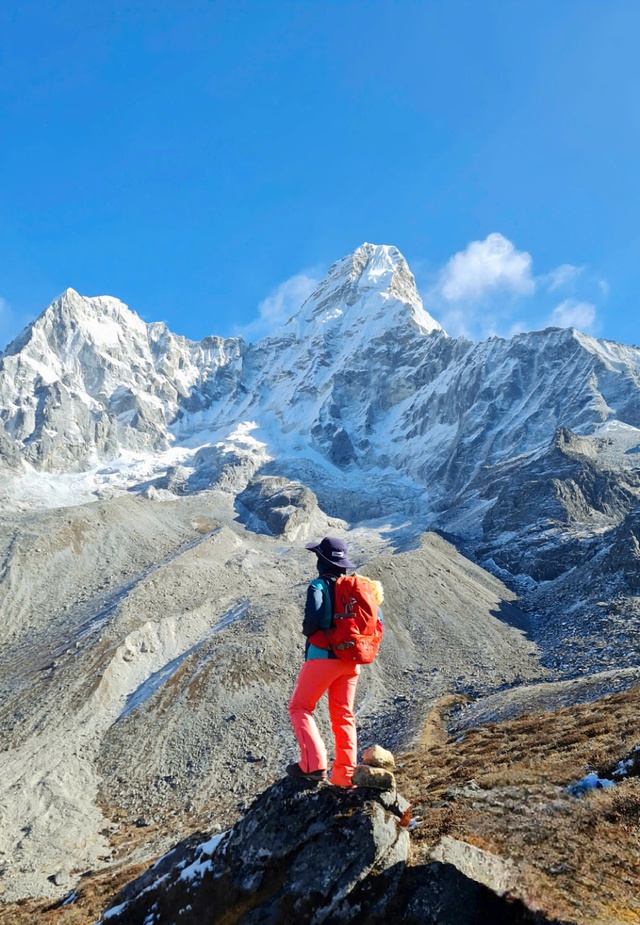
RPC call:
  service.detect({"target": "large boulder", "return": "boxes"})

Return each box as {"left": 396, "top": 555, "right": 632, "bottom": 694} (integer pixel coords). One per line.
{"left": 99, "top": 777, "right": 410, "bottom": 924}
{"left": 236, "top": 475, "right": 335, "bottom": 540}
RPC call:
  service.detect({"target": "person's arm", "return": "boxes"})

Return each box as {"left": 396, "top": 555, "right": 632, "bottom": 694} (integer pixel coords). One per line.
{"left": 302, "top": 579, "right": 329, "bottom": 637}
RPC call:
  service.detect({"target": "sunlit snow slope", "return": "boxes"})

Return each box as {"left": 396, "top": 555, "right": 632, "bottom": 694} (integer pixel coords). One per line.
{"left": 1, "top": 240, "right": 640, "bottom": 537}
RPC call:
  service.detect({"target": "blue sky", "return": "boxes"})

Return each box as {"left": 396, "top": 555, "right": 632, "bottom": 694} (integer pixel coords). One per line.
{"left": 1, "top": 0, "right": 639, "bottom": 349}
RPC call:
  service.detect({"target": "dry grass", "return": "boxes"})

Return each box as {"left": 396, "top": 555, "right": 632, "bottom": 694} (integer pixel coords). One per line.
{"left": 0, "top": 862, "right": 147, "bottom": 925}
{"left": 396, "top": 686, "right": 640, "bottom": 924}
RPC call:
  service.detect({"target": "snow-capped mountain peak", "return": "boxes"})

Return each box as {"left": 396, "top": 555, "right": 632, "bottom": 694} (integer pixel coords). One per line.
{"left": 3, "top": 241, "right": 640, "bottom": 529}
{"left": 283, "top": 242, "right": 443, "bottom": 341}
{"left": 4, "top": 287, "right": 151, "bottom": 360}
{"left": 53, "top": 287, "right": 148, "bottom": 339}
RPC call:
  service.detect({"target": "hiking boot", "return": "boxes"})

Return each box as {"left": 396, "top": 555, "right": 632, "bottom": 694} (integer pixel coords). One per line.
{"left": 285, "top": 763, "right": 327, "bottom": 782}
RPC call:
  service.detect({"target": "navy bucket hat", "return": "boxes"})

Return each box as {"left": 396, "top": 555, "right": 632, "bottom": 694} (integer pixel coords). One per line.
{"left": 305, "top": 537, "right": 356, "bottom": 570}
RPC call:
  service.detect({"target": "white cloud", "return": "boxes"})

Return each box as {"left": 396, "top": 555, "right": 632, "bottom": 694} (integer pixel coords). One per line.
{"left": 550, "top": 299, "right": 597, "bottom": 332}
{"left": 421, "top": 233, "right": 607, "bottom": 342}
{"left": 544, "top": 264, "right": 583, "bottom": 292}
{"left": 507, "top": 320, "right": 528, "bottom": 338}
{"left": 438, "top": 310, "right": 529, "bottom": 342}
{"left": 236, "top": 272, "right": 320, "bottom": 341}
{"left": 438, "top": 233, "right": 535, "bottom": 302}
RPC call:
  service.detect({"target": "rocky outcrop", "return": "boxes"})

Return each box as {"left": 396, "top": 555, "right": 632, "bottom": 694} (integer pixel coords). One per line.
{"left": 236, "top": 475, "right": 329, "bottom": 539}
{"left": 99, "top": 777, "right": 411, "bottom": 924}
{"left": 481, "top": 428, "right": 640, "bottom": 554}
{"left": 601, "top": 507, "right": 640, "bottom": 592}
{"left": 98, "top": 778, "right": 572, "bottom": 925}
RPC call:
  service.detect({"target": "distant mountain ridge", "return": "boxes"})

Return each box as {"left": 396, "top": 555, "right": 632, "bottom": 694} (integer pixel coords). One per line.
{"left": 1, "top": 243, "right": 640, "bottom": 527}
{"left": 2, "top": 241, "right": 640, "bottom": 606}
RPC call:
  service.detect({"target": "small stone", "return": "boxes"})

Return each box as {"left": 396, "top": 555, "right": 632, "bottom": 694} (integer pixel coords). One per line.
{"left": 352, "top": 765, "right": 396, "bottom": 790}
{"left": 362, "top": 745, "right": 395, "bottom": 771}
{"left": 378, "top": 790, "right": 410, "bottom": 815}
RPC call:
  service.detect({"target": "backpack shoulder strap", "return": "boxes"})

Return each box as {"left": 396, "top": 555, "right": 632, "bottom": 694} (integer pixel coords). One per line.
{"left": 309, "top": 577, "right": 333, "bottom": 627}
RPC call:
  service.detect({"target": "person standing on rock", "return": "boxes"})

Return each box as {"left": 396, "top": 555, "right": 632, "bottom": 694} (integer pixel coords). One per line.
{"left": 287, "top": 537, "right": 382, "bottom": 788}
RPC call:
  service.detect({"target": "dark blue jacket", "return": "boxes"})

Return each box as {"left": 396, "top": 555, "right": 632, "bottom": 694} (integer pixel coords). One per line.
{"left": 302, "top": 567, "right": 342, "bottom": 660}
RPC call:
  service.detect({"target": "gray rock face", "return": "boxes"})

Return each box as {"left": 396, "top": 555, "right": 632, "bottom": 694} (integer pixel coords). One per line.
{"left": 456, "top": 420, "right": 640, "bottom": 676}
{"left": 97, "top": 775, "right": 570, "bottom": 925}
{"left": 100, "top": 778, "right": 410, "bottom": 924}
{"left": 236, "top": 475, "right": 322, "bottom": 537}
{"left": 603, "top": 509, "right": 640, "bottom": 592}
{"left": 389, "top": 862, "right": 570, "bottom": 925}
{"left": 476, "top": 427, "right": 640, "bottom": 581}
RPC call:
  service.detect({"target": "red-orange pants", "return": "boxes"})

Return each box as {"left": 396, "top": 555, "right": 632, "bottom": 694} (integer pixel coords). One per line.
{"left": 288, "top": 659, "right": 360, "bottom": 786}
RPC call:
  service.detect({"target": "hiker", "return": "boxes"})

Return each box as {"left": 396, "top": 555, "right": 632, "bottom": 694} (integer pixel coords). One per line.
{"left": 287, "top": 537, "right": 382, "bottom": 787}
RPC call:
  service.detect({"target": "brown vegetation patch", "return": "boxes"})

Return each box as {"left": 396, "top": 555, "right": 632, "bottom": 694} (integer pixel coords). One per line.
{"left": 0, "top": 860, "right": 147, "bottom": 925}
{"left": 396, "top": 686, "right": 640, "bottom": 924}
{"left": 191, "top": 517, "right": 218, "bottom": 535}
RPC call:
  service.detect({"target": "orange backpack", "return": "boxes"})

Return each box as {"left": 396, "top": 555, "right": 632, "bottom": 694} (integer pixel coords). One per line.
{"left": 309, "top": 574, "right": 384, "bottom": 665}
